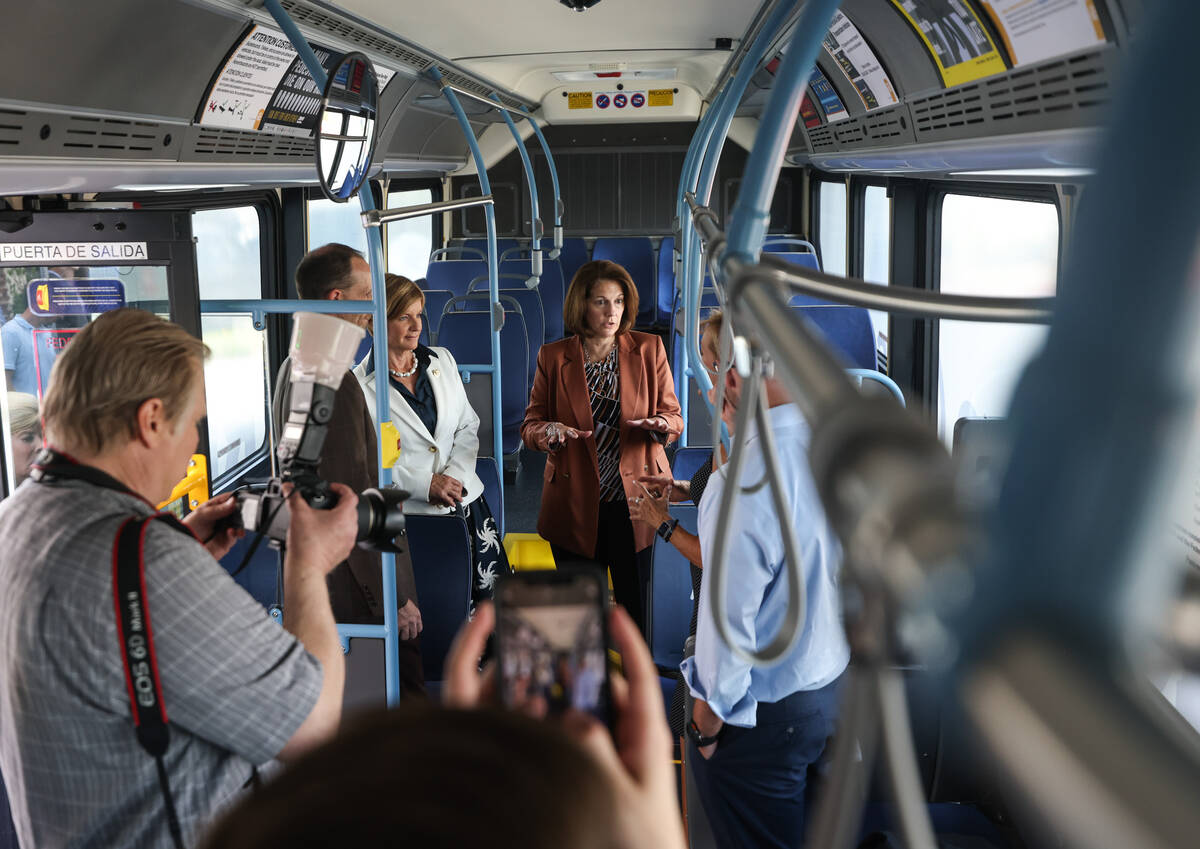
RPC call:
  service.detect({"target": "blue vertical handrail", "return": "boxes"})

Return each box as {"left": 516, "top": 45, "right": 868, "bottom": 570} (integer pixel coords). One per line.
{"left": 675, "top": 87, "right": 729, "bottom": 446}
{"left": 430, "top": 67, "right": 505, "bottom": 495}
{"left": 262, "top": 0, "right": 400, "bottom": 706}
{"left": 493, "top": 93, "right": 543, "bottom": 281}
{"left": 519, "top": 106, "right": 564, "bottom": 259}
{"left": 724, "top": 0, "right": 845, "bottom": 265}
{"left": 358, "top": 186, "right": 402, "bottom": 707}
{"left": 262, "top": 0, "right": 328, "bottom": 91}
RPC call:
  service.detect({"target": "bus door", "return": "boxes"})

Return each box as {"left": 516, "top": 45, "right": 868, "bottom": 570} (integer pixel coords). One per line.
{"left": 0, "top": 208, "right": 204, "bottom": 507}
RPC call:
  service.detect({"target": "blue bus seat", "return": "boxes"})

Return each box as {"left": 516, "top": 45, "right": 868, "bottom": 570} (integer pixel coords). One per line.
{"left": 793, "top": 304, "right": 875, "bottom": 371}
{"left": 464, "top": 237, "right": 521, "bottom": 258}
{"left": 475, "top": 455, "right": 503, "bottom": 539}
{"left": 657, "top": 235, "right": 676, "bottom": 327}
{"left": 468, "top": 274, "right": 544, "bottom": 388}
{"left": 558, "top": 237, "right": 591, "bottom": 290}
{"left": 496, "top": 258, "right": 566, "bottom": 343}
{"left": 425, "top": 260, "right": 489, "bottom": 297}
{"left": 648, "top": 503, "right": 698, "bottom": 672}
{"left": 592, "top": 236, "right": 656, "bottom": 327}
{"left": 437, "top": 302, "right": 529, "bottom": 456}
{"left": 420, "top": 288, "right": 454, "bottom": 346}
{"left": 671, "top": 447, "right": 710, "bottom": 484}
{"left": 405, "top": 514, "right": 473, "bottom": 683}
{"left": 775, "top": 251, "right": 821, "bottom": 271}
{"left": 763, "top": 236, "right": 818, "bottom": 256}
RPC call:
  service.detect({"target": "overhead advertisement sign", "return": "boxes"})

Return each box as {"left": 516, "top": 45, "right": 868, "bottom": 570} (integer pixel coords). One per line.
{"left": 199, "top": 24, "right": 394, "bottom": 137}
{"left": 810, "top": 67, "right": 849, "bottom": 123}
{"left": 28, "top": 278, "right": 126, "bottom": 317}
{"left": 977, "top": 0, "right": 1106, "bottom": 68}
{"left": 823, "top": 11, "right": 899, "bottom": 112}
{"left": 889, "top": 0, "right": 1007, "bottom": 87}
{"left": 800, "top": 93, "right": 822, "bottom": 129}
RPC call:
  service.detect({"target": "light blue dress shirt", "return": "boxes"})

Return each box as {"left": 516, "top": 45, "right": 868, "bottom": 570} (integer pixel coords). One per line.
{"left": 2, "top": 316, "right": 57, "bottom": 397}
{"left": 680, "top": 403, "right": 850, "bottom": 727}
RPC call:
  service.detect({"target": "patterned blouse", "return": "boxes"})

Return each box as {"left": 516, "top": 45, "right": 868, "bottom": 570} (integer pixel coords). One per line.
{"left": 585, "top": 344, "right": 624, "bottom": 502}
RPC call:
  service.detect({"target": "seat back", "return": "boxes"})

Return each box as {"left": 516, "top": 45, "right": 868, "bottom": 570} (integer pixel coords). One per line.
{"left": 475, "top": 455, "right": 504, "bottom": 538}
{"left": 592, "top": 236, "right": 656, "bottom": 327}
{"left": 775, "top": 251, "right": 821, "bottom": 271}
{"left": 405, "top": 514, "right": 473, "bottom": 682}
{"left": 468, "top": 274, "right": 544, "bottom": 387}
{"left": 497, "top": 258, "right": 566, "bottom": 344}
{"left": 657, "top": 235, "right": 676, "bottom": 327}
{"left": 558, "top": 237, "right": 591, "bottom": 291}
{"left": 671, "top": 447, "right": 710, "bottom": 484}
{"left": 648, "top": 503, "right": 698, "bottom": 671}
{"left": 421, "top": 288, "right": 454, "bottom": 345}
{"left": 425, "top": 260, "right": 488, "bottom": 297}
{"left": 437, "top": 301, "right": 529, "bottom": 455}
{"left": 793, "top": 303, "right": 875, "bottom": 370}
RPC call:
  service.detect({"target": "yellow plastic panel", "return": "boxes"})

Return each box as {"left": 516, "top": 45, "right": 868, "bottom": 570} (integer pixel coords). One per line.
{"left": 158, "top": 454, "right": 209, "bottom": 519}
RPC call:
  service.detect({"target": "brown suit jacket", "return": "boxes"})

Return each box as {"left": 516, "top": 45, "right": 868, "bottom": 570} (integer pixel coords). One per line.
{"left": 521, "top": 331, "right": 683, "bottom": 556}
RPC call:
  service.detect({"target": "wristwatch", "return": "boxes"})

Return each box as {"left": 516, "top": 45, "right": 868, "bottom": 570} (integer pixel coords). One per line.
{"left": 686, "top": 718, "right": 721, "bottom": 748}
{"left": 656, "top": 517, "right": 679, "bottom": 542}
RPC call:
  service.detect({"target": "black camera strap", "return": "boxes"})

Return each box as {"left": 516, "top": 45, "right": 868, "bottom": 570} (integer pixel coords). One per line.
{"left": 113, "top": 514, "right": 188, "bottom": 849}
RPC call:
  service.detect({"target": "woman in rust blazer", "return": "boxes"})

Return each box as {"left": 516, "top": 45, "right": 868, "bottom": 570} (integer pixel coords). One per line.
{"left": 522, "top": 260, "right": 683, "bottom": 632}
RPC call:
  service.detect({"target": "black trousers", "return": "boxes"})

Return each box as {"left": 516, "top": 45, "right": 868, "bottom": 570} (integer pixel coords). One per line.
{"left": 551, "top": 499, "right": 652, "bottom": 634}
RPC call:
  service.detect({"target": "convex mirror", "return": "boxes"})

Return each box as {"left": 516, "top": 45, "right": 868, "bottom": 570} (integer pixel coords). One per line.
{"left": 316, "top": 52, "right": 378, "bottom": 202}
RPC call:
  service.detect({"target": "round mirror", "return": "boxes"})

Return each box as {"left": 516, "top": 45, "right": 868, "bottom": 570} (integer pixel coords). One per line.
{"left": 316, "top": 51, "right": 379, "bottom": 203}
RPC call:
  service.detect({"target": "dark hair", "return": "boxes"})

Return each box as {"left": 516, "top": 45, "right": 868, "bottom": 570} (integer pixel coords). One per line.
{"left": 563, "top": 260, "right": 639, "bottom": 337}
{"left": 295, "top": 243, "right": 364, "bottom": 300}
{"left": 198, "top": 706, "right": 618, "bottom": 849}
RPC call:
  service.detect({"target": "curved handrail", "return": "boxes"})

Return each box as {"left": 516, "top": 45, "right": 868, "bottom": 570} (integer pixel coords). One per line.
{"left": 429, "top": 246, "right": 487, "bottom": 262}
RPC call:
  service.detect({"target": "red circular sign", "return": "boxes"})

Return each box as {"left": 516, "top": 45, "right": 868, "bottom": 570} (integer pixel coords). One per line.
{"left": 613, "top": 93, "right": 628, "bottom": 108}
{"left": 631, "top": 92, "right": 646, "bottom": 108}
{"left": 596, "top": 93, "right": 611, "bottom": 109}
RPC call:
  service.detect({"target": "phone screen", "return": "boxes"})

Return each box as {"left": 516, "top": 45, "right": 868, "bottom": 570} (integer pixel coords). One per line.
{"left": 495, "top": 571, "right": 610, "bottom": 725}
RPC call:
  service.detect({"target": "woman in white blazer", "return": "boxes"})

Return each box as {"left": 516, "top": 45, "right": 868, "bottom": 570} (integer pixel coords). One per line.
{"left": 354, "top": 274, "right": 510, "bottom": 610}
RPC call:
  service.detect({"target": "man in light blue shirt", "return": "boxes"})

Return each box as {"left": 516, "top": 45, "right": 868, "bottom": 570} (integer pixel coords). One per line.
{"left": 2, "top": 271, "right": 66, "bottom": 396}
{"left": 680, "top": 313, "right": 850, "bottom": 848}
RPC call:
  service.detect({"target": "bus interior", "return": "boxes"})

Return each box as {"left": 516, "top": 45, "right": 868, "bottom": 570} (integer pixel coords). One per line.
{"left": 2, "top": 1, "right": 1199, "bottom": 847}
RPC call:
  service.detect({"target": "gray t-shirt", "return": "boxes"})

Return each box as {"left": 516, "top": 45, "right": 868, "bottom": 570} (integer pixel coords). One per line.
{"left": 0, "top": 475, "right": 323, "bottom": 848}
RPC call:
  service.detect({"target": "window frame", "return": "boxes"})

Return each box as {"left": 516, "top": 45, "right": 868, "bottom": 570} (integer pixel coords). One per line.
{"left": 929, "top": 181, "right": 1063, "bottom": 431}
{"left": 810, "top": 173, "right": 850, "bottom": 276}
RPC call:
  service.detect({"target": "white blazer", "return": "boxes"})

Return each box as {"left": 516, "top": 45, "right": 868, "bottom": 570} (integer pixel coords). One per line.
{"left": 353, "top": 346, "right": 485, "bottom": 515}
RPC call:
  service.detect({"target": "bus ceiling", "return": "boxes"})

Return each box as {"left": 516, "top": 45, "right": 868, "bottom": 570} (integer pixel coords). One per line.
{"left": 0, "top": 1, "right": 1144, "bottom": 195}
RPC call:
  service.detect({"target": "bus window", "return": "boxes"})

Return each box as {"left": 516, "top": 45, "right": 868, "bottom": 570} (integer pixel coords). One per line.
{"left": 862, "top": 184, "right": 890, "bottom": 367}
{"left": 817, "top": 180, "right": 848, "bottom": 277}
{"left": 194, "top": 206, "right": 268, "bottom": 480}
{"left": 386, "top": 188, "right": 434, "bottom": 280}
{"left": 307, "top": 195, "right": 370, "bottom": 255}
{"left": 937, "top": 193, "right": 1059, "bottom": 442}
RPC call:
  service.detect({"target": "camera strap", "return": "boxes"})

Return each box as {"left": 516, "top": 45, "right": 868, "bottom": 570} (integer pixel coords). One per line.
{"left": 113, "top": 513, "right": 188, "bottom": 849}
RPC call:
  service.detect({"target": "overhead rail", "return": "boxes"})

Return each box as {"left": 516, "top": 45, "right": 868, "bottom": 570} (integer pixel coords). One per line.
{"left": 492, "top": 93, "right": 544, "bottom": 283}
{"left": 361, "top": 195, "right": 494, "bottom": 228}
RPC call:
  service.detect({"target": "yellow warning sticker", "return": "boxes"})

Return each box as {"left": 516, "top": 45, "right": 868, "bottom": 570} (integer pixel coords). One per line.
{"left": 567, "top": 91, "right": 594, "bottom": 110}
{"left": 648, "top": 88, "right": 674, "bottom": 107}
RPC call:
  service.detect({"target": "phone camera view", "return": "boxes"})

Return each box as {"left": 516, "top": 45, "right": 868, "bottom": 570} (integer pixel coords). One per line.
{"left": 498, "top": 578, "right": 607, "bottom": 722}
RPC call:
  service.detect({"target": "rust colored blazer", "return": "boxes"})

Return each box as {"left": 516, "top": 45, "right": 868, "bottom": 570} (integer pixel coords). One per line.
{"left": 522, "top": 331, "right": 684, "bottom": 557}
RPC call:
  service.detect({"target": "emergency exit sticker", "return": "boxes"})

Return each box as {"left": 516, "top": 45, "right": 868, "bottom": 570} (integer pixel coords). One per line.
{"left": 568, "top": 91, "right": 594, "bottom": 109}
{"left": 648, "top": 88, "right": 674, "bottom": 107}
{"left": 27, "top": 278, "right": 126, "bottom": 316}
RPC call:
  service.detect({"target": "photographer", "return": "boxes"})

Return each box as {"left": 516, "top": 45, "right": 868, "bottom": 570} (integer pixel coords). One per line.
{"left": 0, "top": 309, "right": 359, "bottom": 848}
{"left": 273, "top": 243, "right": 425, "bottom": 696}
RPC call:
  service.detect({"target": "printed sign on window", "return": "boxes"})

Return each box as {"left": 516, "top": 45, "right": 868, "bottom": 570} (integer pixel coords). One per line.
{"left": 27, "top": 278, "right": 126, "bottom": 317}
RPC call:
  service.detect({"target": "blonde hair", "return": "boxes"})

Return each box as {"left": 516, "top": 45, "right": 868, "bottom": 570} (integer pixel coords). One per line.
{"left": 385, "top": 273, "right": 424, "bottom": 322}
{"left": 6, "top": 392, "right": 40, "bottom": 437}
{"left": 42, "top": 309, "right": 209, "bottom": 454}
{"left": 563, "top": 260, "right": 639, "bottom": 337}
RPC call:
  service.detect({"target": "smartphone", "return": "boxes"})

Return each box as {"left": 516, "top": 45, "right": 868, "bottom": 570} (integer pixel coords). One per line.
{"left": 494, "top": 570, "right": 612, "bottom": 726}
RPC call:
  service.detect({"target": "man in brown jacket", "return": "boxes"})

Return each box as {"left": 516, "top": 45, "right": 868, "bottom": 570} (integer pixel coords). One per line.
{"left": 273, "top": 242, "right": 425, "bottom": 698}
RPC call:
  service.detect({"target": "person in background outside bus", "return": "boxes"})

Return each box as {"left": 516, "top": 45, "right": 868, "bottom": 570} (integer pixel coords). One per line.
{"left": 0, "top": 267, "right": 70, "bottom": 396}
{"left": 273, "top": 243, "right": 426, "bottom": 698}
{"left": 521, "top": 260, "right": 683, "bottom": 634}
{"left": 5, "top": 391, "right": 40, "bottom": 488}
{"left": 627, "top": 310, "right": 731, "bottom": 738}
{"left": 353, "top": 273, "right": 511, "bottom": 613}
{"left": 0, "top": 308, "right": 358, "bottom": 848}
{"left": 199, "top": 602, "right": 687, "bottom": 849}
{"left": 680, "top": 308, "right": 850, "bottom": 849}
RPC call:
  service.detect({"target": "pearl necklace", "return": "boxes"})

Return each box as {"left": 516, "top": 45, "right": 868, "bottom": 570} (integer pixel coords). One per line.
{"left": 389, "top": 354, "right": 418, "bottom": 379}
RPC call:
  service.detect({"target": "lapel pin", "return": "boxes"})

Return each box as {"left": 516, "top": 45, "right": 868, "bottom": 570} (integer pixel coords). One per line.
{"left": 431, "top": 368, "right": 440, "bottom": 377}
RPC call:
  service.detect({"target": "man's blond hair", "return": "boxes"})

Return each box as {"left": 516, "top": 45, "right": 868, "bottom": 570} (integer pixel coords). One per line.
{"left": 42, "top": 309, "right": 209, "bottom": 454}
